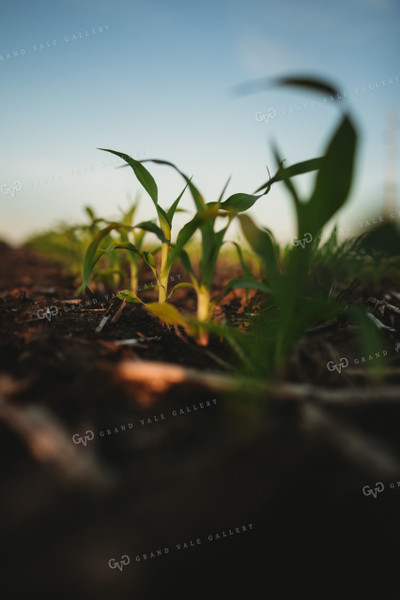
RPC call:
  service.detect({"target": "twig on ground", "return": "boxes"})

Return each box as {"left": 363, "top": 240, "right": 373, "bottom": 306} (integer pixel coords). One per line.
{"left": 114, "top": 360, "right": 400, "bottom": 406}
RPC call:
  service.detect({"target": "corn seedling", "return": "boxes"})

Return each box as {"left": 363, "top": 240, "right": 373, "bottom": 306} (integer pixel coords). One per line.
{"left": 98, "top": 149, "right": 189, "bottom": 303}
{"left": 234, "top": 76, "right": 358, "bottom": 374}
{"left": 131, "top": 157, "right": 319, "bottom": 345}
{"left": 74, "top": 74, "right": 383, "bottom": 380}
{"left": 81, "top": 195, "right": 168, "bottom": 296}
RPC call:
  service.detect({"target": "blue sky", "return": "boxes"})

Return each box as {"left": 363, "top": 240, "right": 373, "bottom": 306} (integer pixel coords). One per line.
{"left": 0, "top": 0, "right": 399, "bottom": 244}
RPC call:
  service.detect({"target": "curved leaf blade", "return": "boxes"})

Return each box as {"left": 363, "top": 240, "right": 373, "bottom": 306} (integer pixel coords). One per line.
{"left": 166, "top": 179, "right": 191, "bottom": 224}
{"left": 82, "top": 221, "right": 130, "bottom": 290}
{"left": 117, "top": 290, "right": 144, "bottom": 304}
{"left": 254, "top": 157, "right": 324, "bottom": 194}
{"left": 141, "top": 158, "right": 206, "bottom": 211}
{"left": 99, "top": 148, "right": 158, "bottom": 206}
{"left": 218, "top": 277, "right": 271, "bottom": 300}
{"left": 305, "top": 114, "right": 357, "bottom": 235}
{"left": 235, "top": 74, "right": 340, "bottom": 99}
{"left": 145, "top": 302, "right": 196, "bottom": 336}
{"left": 167, "top": 282, "right": 196, "bottom": 300}
{"left": 220, "top": 192, "right": 266, "bottom": 213}
{"left": 135, "top": 221, "right": 169, "bottom": 244}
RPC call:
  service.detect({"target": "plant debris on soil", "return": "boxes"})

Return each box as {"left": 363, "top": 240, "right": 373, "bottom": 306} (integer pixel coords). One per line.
{"left": 1, "top": 242, "right": 400, "bottom": 599}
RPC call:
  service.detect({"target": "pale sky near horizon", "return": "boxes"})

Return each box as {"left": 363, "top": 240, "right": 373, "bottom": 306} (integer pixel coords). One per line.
{"left": 0, "top": 0, "right": 399, "bottom": 245}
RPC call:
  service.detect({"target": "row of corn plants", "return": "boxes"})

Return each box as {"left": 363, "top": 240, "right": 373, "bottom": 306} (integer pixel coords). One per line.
{"left": 81, "top": 75, "right": 389, "bottom": 375}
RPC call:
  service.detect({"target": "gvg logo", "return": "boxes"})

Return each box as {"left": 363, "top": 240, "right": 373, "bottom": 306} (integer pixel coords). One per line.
{"left": 72, "top": 430, "right": 94, "bottom": 447}
{"left": 292, "top": 232, "right": 313, "bottom": 249}
{"left": 108, "top": 555, "right": 130, "bottom": 572}
{"left": 255, "top": 107, "right": 277, "bottom": 125}
{"left": 362, "top": 482, "right": 385, "bottom": 499}
{"left": 1, "top": 181, "right": 23, "bottom": 197}
{"left": 37, "top": 306, "right": 58, "bottom": 321}
{"left": 327, "top": 357, "right": 349, "bottom": 374}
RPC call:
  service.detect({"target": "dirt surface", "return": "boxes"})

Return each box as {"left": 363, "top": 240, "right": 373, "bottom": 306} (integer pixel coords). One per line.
{"left": 1, "top": 243, "right": 400, "bottom": 599}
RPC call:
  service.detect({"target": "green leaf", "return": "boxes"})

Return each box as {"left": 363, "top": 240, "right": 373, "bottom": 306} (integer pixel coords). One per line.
{"left": 135, "top": 221, "right": 169, "bottom": 243}
{"left": 217, "top": 176, "right": 231, "bottom": 203}
{"left": 178, "top": 248, "right": 195, "bottom": 276}
{"left": 166, "top": 214, "right": 202, "bottom": 269}
{"left": 141, "top": 158, "right": 206, "bottom": 211}
{"left": 234, "top": 74, "right": 339, "bottom": 99}
{"left": 94, "top": 268, "right": 125, "bottom": 278}
{"left": 82, "top": 221, "right": 129, "bottom": 290}
{"left": 254, "top": 157, "right": 324, "bottom": 194}
{"left": 218, "top": 277, "right": 271, "bottom": 300}
{"left": 220, "top": 192, "right": 266, "bottom": 213}
{"left": 270, "top": 144, "right": 301, "bottom": 209}
{"left": 101, "top": 149, "right": 172, "bottom": 240}
{"left": 166, "top": 179, "right": 191, "bottom": 225}
{"left": 224, "top": 241, "right": 253, "bottom": 278}
{"left": 167, "top": 282, "right": 196, "bottom": 300}
{"left": 155, "top": 204, "right": 171, "bottom": 240}
{"left": 99, "top": 148, "right": 158, "bottom": 205}
{"left": 239, "top": 214, "right": 281, "bottom": 292}
{"left": 142, "top": 251, "right": 159, "bottom": 281}
{"left": 201, "top": 224, "right": 230, "bottom": 289}
{"left": 107, "top": 242, "right": 142, "bottom": 257}
{"left": 275, "top": 76, "right": 339, "bottom": 98}
{"left": 117, "top": 289, "right": 144, "bottom": 304}
{"left": 119, "top": 202, "right": 137, "bottom": 227}
{"left": 145, "top": 302, "right": 196, "bottom": 336}
{"left": 303, "top": 114, "right": 357, "bottom": 236}
{"left": 85, "top": 206, "right": 96, "bottom": 221}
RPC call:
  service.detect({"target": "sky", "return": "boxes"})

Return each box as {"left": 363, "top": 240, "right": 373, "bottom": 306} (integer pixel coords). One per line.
{"left": 0, "top": 0, "right": 399, "bottom": 245}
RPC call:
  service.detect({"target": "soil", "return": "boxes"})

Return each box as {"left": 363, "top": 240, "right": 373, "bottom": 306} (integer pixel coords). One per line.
{"left": 1, "top": 242, "right": 400, "bottom": 600}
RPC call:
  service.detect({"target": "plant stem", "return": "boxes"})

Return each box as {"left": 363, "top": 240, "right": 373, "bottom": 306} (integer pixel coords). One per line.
{"left": 158, "top": 242, "right": 170, "bottom": 303}
{"left": 130, "top": 262, "right": 138, "bottom": 295}
{"left": 197, "top": 286, "right": 211, "bottom": 346}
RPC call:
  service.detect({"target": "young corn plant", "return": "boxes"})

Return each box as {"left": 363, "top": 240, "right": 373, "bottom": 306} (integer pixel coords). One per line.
{"left": 116, "top": 196, "right": 147, "bottom": 293}
{"left": 130, "top": 157, "right": 322, "bottom": 345}
{"left": 120, "top": 160, "right": 266, "bottom": 345}
{"left": 27, "top": 205, "right": 108, "bottom": 286}
{"left": 88, "top": 120, "right": 325, "bottom": 344}
{"left": 234, "top": 76, "right": 358, "bottom": 375}
{"left": 98, "top": 149, "right": 189, "bottom": 303}
{"left": 81, "top": 200, "right": 168, "bottom": 295}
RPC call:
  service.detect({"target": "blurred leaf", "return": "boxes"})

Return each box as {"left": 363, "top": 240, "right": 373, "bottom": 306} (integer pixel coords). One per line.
{"left": 200, "top": 223, "right": 230, "bottom": 289}
{"left": 238, "top": 214, "right": 280, "bottom": 290}
{"left": 225, "top": 241, "right": 253, "bottom": 279}
{"left": 255, "top": 157, "right": 323, "bottom": 194}
{"left": 82, "top": 222, "right": 128, "bottom": 290}
{"left": 145, "top": 302, "right": 197, "bottom": 336}
{"left": 219, "top": 277, "right": 271, "bottom": 299}
{"left": 270, "top": 143, "right": 301, "bottom": 210}
{"left": 302, "top": 114, "right": 357, "bottom": 236}
{"left": 117, "top": 289, "right": 144, "bottom": 304}
{"left": 142, "top": 251, "right": 159, "bottom": 281}
{"left": 217, "top": 176, "right": 231, "bottom": 203}
{"left": 177, "top": 248, "right": 195, "bottom": 276}
{"left": 167, "top": 282, "right": 196, "bottom": 300}
{"left": 220, "top": 192, "right": 265, "bottom": 213}
{"left": 275, "top": 76, "right": 339, "bottom": 97}
{"left": 135, "top": 221, "right": 169, "bottom": 243}
{"left": 234, "top": 74, "right": 339, "bottom": 98}
{"left": 356, "top": 222, "right": 400, "bottom": 256}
